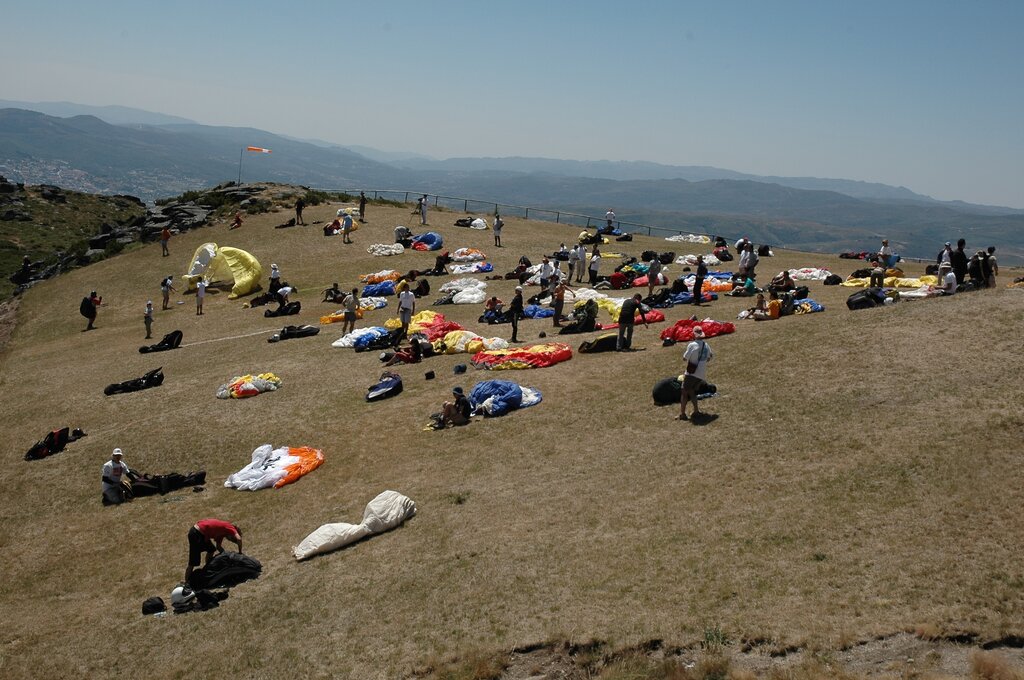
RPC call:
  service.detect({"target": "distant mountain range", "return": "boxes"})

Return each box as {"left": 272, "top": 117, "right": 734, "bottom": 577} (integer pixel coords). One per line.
{"left": 1, "top": 103, "right": 1021, "bottom": 263}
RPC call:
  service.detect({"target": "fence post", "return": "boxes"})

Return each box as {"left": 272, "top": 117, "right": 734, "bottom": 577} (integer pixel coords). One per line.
{"left": 464, "top": 199, "right": 468, "bottom": 212}
{"left": 525, "top": 208, "right": 529, "bottom": 219}
{"left": 556, "top": 212, "right": 560, "bottom": 223}
{"left": 404, "top": 192, "right": 409, "bottom": 204}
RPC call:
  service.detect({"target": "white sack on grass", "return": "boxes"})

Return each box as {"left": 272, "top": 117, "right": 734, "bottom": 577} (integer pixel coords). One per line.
{"left": 665, "top": 234, "right": 711, "bottom": 244}
{"left": 675, "top": 254, "right": 721, "bottom": 267}
{"left": 788, "top": 267, "right": 831, "bottom": 281}
{"left": 452, "top": 288, "right": 487, "bottom": 304}
{"left": 332, "top": 327, "right": 387, "bottom": 348}
{"left": 292, "top": 490, "right": 416, "bottom": 561}
{"left": 440, "top": 277, "right": 486, "bottom": 293}
{"left": 367, "top": 243, "right": 405, "bottom": 256}
{"left": 470, "top": 218, "right": 488, "bottom": 230}
{"left": 452, "top": 247, "right": 486, "bottom": 262}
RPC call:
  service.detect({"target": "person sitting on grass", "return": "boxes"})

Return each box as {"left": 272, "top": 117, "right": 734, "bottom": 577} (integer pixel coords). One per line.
{"left": 441, "top": 386, "right": 471, "bottom": 427}
{"left": 769, "top": 270, "right": 796, "bottom": 292}
{"left": 753, "top": 290, "right": 781, "bottom": 320}
{"left": 383, "top": 338, "right": 423, "bottom": 366}
{"left": 730, "top": 276, "right": 757, "bottom": 297}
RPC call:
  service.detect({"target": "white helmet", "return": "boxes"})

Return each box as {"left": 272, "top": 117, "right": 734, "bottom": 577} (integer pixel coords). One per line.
{"left": 170, "top": 585, "right": 195, "bottom": 606}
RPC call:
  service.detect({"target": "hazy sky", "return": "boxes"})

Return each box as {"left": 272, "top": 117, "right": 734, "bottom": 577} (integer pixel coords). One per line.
{"left": 3, "top": 0, "right": 1022, "bottom": 207}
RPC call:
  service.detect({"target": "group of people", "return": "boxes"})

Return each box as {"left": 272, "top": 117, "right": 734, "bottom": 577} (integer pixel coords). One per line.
{"left": 935, "top": 239, "right": 999, "bottom": 295}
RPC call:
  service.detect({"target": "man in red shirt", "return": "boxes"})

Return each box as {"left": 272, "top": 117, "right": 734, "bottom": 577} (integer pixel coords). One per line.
{"left": 186, "top": 519, "right": 243, "bottom": 585}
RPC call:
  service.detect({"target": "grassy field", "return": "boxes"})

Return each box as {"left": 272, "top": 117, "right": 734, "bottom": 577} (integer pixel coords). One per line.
{"left": 0, "top": 196, "right": 1022, "bottom": 679}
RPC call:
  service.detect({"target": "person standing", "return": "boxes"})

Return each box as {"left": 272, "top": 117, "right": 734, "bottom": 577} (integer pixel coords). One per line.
{"left": 269, "top": 264, "right": 282, "bottom": 294}
{"left": 160, "top": 227, "right": 171, "bottom": 257}
{"left": 419, "top": 194, "right": 429, "bottom": 225}
{"left": 647, "top": 257, "right": 663, "bottom": 298}
{"left": 574, "top": 244, "right": 587, "bottom": 283}
{"left": 509, "top": 286, "right": 524, "bottom": 342}
{"left": 161, "top": 276, "right": 176, "bottom": 310}
{"left": 678, "top": 325, "right": 714, "bottom": 421}
{"left": 342, "top": 288, "right": 359, "bottom": 335}
{"left": 605, "top": 208, "right": 616, "bottom": 231}
{"left": 878, "top": 239, "right": 892, "bottom": 267}
{"left": 493, "top": 213, "right": 503, "bottom": 247}
{"left": 979, "top": 247, "right": 994, "bottom": 288}
{"left": 616, "top": 293, "right": 648, "bottom": 351}
{"left": 937, "top": 242, "right": 953, "bottom": 266}
{"left": 552, "top": 279, "right": 572, "bottom": 327}
{"left": 567, "top": 242, "right": 579, "bottom": 281}
{"left": 397, "top": 281, "right": 416, "bottom": 345}
{"left": 950, "top": 238, "right": 969, "bottom": 284}
{"left": 185, "top": 519, "right": 243, "bottom": 586}
{"left": 342, "top": 211, "right": 354, "bottom": 244}
{"left": 144, "top": 300, "right": 154, "bottom": 338}
{"left": 295, "top": 197, "right": 305, "bottom": 225}
{"left": 986, "top": 246, "right": 999, "bottom": 288}
{"left": 739, "top": 243, "right": 758, "bottom": 280}
{"left": 195, "top": 278, "right": 207, "bottom": 315}
{"left": 358, "top": 192, "right": 367, "bottom": 222}
{"left": 588, "top": 246, "right": 601, "bottom": 286}
{"left": 539, "top": 257, "right": 554, "bottom": 291}
{"left": 101, "top": 448, "right": 133, "bottom": 505}
{"left": 693, "top": 255, "right": 707, "bottom": 306}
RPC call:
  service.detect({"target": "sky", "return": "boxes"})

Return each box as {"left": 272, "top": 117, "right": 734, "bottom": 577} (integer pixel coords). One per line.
{"left": 2, "top": 0, "right": 1022, "bottom": 207}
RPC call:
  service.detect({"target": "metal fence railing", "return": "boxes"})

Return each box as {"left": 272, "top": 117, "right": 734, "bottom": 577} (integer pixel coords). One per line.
{"left": 315, "top": 188, "right": 700, "bottom": 239}
{"left": 317, "top": 188, "right": 1012, "bottom": 266}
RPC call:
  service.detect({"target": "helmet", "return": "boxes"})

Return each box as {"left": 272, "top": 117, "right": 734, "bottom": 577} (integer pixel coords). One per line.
{"left": 171, "top": 585, "right": 195, "bottom": 606}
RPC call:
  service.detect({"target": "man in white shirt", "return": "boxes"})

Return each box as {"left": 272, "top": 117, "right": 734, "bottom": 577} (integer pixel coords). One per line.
{"left": 397, "top": 282, "right": 416, "bottom": 343}
{"left": 574, "top": 244, "right": 587, "bottom": 283}
{"left": 878, "top": 239, "right": 893, "bottom": 266}
{"left": 679, "top": 326, "right": 714, "bottom": 421}
{"left": 101, "top": 448, "right": 133, "bottom": 505}
{"left": 539, "top": 257, "right": 554, "bottom": 291}
{"left": 196, "top": 278, "right": 207, "bottom": 315}
{"left": 605, "top": 209, "right": 615, "bottom": 231}
{"left": 567, "top": 245, "right": 579, "bottom": 282}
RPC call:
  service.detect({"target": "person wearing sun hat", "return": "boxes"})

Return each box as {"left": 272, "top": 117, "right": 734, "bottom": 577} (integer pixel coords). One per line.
{"left": 678, "top": 325, "right": 714, "bottom": 422}
{"left": 441, "top": 386, "right": 471, "bottom": 427}
{"left": 937, "top": 261, "right": 956, "bottom": 296}
{"left": 101, "top": 448, "right": 133, "bottom": 505}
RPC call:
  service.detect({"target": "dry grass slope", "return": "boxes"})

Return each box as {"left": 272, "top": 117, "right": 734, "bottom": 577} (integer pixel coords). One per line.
{"left": 0, "top": 195, "right": 1022, "bottom": 679}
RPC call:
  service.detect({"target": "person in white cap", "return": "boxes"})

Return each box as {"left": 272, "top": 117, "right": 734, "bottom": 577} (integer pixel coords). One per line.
{"left": 101, "top": 448, "right": 133, "bottom": 505}
{"left": 269, "top": 264, "right": 281, "bottom": 294}
{"left": 509, "top": 286, "right": 525, "bottom": 342}
{"left": 678, "top": 325, "right": 714, "bottom": 422}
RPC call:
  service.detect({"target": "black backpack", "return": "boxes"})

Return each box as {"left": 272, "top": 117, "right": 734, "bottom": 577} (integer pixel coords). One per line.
{"left": 142, "top": 597, "right": 166, "bottom": 615}
{"left": 823, "top": 274, "right": 843, "bottom": 285}
{"left": 79, "top": 297, "right": 95, "bottom": 318}
{"left": 793, "top": 286, "right": 809, "bottom": 300}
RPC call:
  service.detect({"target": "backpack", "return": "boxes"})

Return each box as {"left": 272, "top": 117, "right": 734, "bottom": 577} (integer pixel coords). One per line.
{"left": 793, "top": 286, "right": 809, "bottom": 300}
{"left": 79, "top": 297, "right": 95, "bottom": 318}
{"left": 823, "top": 274, "right": 843, "bottom": 285}
{"left": 847, "top": 290, "right": 880, "bottom": 310}
{"left": 366, "top": 372, "right": 404, "bottom": 402}
{"left": 142, "top": 597, "right": 166, "bottom": 615}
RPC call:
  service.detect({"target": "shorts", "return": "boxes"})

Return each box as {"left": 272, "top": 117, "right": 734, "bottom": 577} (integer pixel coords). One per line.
{"left": 187, "top": 527, "right": 213, "bottom": 567}
{"left": 344, "top": 310, "right": 357, "bottom": 322}
{"left": 682, "top": 374, "right": 704, "bottom": 394}
{"left": 399, "top": 308, "right": 413, "bottom": 324}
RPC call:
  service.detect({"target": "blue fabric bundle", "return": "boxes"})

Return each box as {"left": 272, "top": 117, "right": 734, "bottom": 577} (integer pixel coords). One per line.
{"left": 523, "top": 305, "right": 555, "bottom": 318}
{"left": 362, "top": 281, "right": 396, "bottom": 297}
{"left": 469, "top": 380, "right": 543, "bottom": 417}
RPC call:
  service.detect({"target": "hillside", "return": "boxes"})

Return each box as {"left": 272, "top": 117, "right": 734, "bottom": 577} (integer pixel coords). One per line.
{"left": 4, "top": 107, "right": 1024, "bottom": 265}
{"left": 1, "top": 197, "right": 1022, "bottom": 678}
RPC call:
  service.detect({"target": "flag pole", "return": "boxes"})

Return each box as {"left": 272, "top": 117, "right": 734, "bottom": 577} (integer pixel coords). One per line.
{"left": 237, "top": 147, "right": 244, "bottom": 184}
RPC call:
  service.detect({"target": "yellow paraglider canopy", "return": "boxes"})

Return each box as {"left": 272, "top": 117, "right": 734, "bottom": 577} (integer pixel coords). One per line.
{"left": 183, "top": 243, "right": 263, "bottom": 299}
